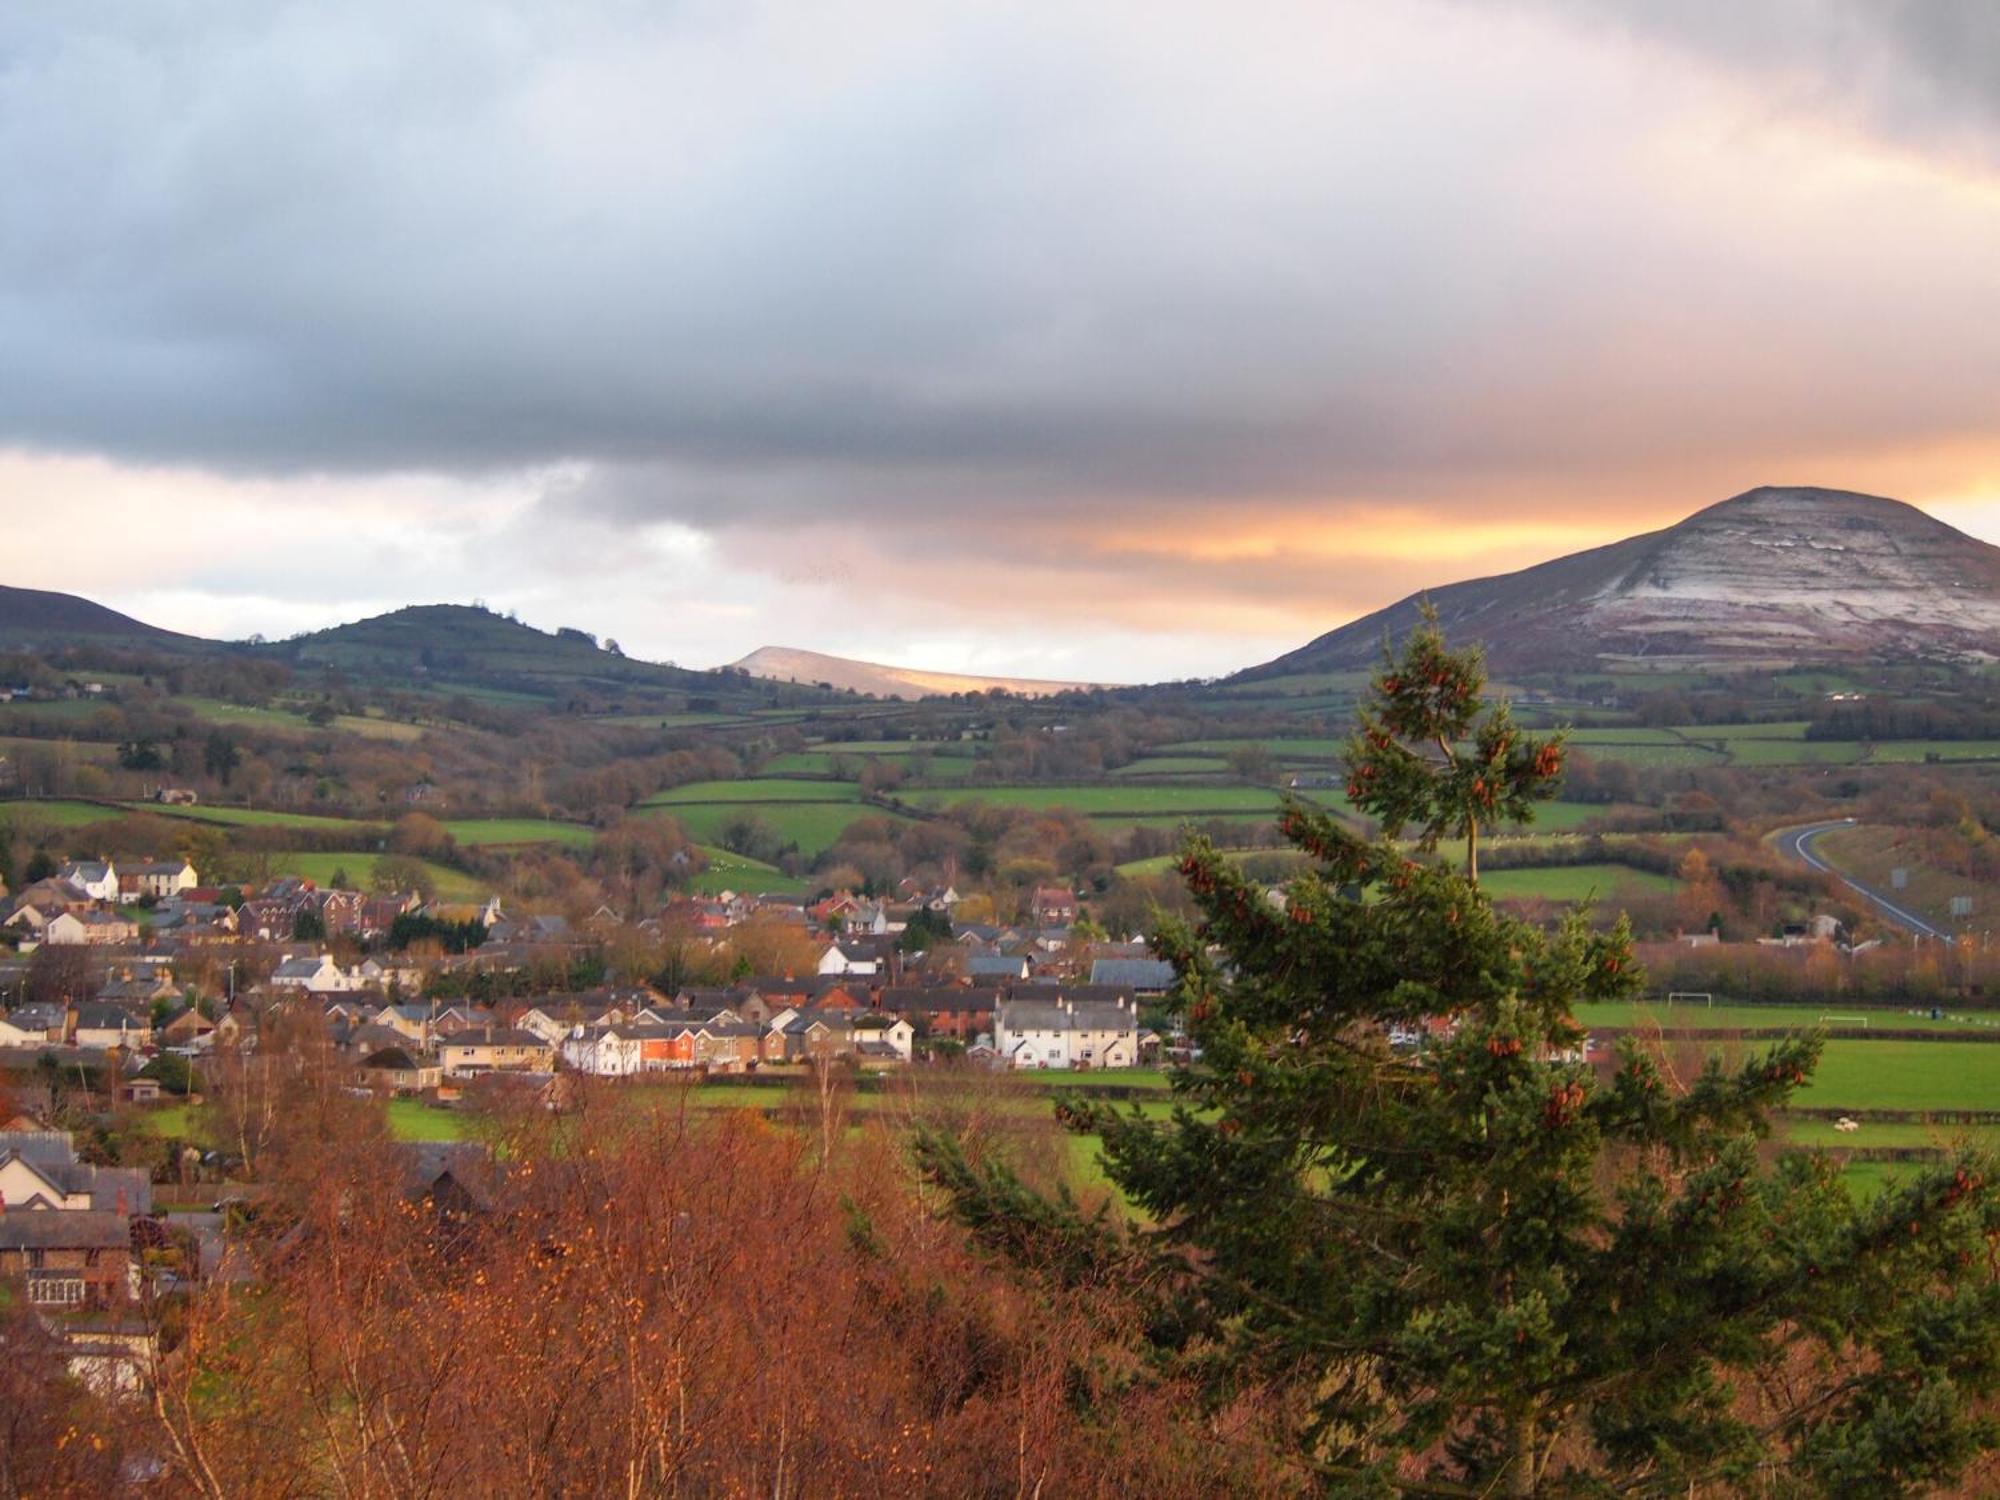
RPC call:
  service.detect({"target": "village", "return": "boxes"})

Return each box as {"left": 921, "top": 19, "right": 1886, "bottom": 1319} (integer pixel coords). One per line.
{"left": 0, "top": 847, "right": 1188, "bottom": 1387}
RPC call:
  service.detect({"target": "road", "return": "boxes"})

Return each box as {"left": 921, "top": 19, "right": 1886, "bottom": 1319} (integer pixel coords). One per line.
{"left": 1773, "top": 819, "right": 1953, "bottom": 941}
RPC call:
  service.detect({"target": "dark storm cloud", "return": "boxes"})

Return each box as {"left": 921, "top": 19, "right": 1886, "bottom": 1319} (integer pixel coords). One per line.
{"left": 5, "top": 0, "right": 2000, "bottom": 573}
{"left": 2, "top": 0, "right": 1439, "bottom": 494}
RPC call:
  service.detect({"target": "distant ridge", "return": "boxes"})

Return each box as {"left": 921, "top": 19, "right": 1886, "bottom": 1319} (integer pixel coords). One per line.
{"left": 0, "top": 585, "right": 197, "bottom": 648}
{"left": 731, "top": 645, "right": 1106, "bottom": 700}
{"left": 1238, "top": 486, "right": 2000, "bottom": 679}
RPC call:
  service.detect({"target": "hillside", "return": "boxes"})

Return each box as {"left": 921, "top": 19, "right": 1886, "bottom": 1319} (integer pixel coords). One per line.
{"left": 731, "top": 645, "right": 1107, "bottom": 700}
{"left": 274, "top": 605, "right": 803, "bottom": 704}
{"left": 0, "top": 585, "right": 203, "bottom": 650}
{"left": 1240, "top": 487, "right": 2000, "bottom": 679}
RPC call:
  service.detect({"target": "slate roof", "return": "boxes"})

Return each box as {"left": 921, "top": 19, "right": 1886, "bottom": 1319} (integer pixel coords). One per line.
{"left": 997, "top": 999, "right": 1136, "bottom": 1034}
{"left": 0, "top": 1211, "right": 130, "bottom": 1250}
{"left": 1087, "top": 958, "right": 1177, "bottom": 990}
{"left": 968, "top": 954, "right": 1030, "bottom": 979}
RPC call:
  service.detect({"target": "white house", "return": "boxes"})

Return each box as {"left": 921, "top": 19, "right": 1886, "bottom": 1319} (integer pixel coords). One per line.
{"left": 57, "top": 861, "right": 118, "bottom": 902}
{"left": 993, "top": 994, "right": 1139, "bottom": 1071}
{"left": 269, "top": 954, "right": 360, "bottom": 994}
{"left": 816, "top": 941, "right": 879, "bottom": 978}
{"left": 43, "top": 911, "right": 139, "bottom": 947}
{"left": 852, "top": 1014, "right": 915, "bottom": 1062}
{"left": 129, "top": 860, "right": 199, "bottom": 899}
{"left": 0, "top": 1014, "right": 49, "bottom": 1046}
{"left": 558, "top": 1023, "right": 661, "bottom": 1077}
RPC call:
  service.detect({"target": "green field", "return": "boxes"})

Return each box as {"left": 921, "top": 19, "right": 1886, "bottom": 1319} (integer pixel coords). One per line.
{"left": 331, "top": 713, "right": 426, "bottom": 742}
{"left": 444, "top": 818, "right": 597, "bottom": 849}
{"left": 1799, "top": 1040, "right": 2000, "bottom": 1113}
{"left": 647, "top": 801, "right": 902, "bottom": 857}
{"left": 1459, "top": 801, "right": 1653, "bottom": 835}
{"left": 0, "top": 799, "right": 133, "bottom": 828}
{"left": 1480, "top": 863, "right": 1678, "bottom": 902}
{"left": 1565, "top": 727, "right": 1696, "bottom": 746}
{"left": 1575, "top": 1000, "right": 1999, "bottom": 1034}
{"left": 757, "top": 752, "right": 848, "bottom": 776}
{"left": 0, "top": 698, "right": 116, "bottom": 724}
{"left": 1697, "top": 722, "right": 1813, "bottom": 741}
{"left": 1781, "top": 1118, "right": 2000, "bottom": 1151}
{"left": 141, "top": 1101, "right": 202, "bottom": 1138}
{"left": 1867, "top": 740, "right": 2000, "bottom": 763}
{"left": 587, "top": 711, "right": 755, "bottom": 728}
{"left": 267, "top": 851, "right": 486, "bottom": 902}
{"left": 910, "top": 784, "right": 1286, "bottom": 816}
{"left": 1719, "top": 738, "right": 1867, "bottom": 767}
{"left": 1158, "top": 738, "right": 1349, "bottom": 758}
{"left": 131, "top": 802, "right": 374, "bottom": 832}
{"left": 642, "top": 779, "right": 863, "bottom": 806}
{"left": 1111, "top": 756, "right": 1232, "bottom": 776}
{"left": 177, "top": 697, "right": 315, "bottom": 732}
{"left": 690, "top": 846, "right": 809, "bottom": 896}
{"left": 1570, "top": 743, "right": 1726, "bottom": 768}
{"left": 1115, "top": 848, "right": 1309, "bottom": 878}
{"left": 388, "top": 1099, "right": 469, "bottom": 1141}
{"left": 0, "top": 735, "right": 116, "bottom": 763}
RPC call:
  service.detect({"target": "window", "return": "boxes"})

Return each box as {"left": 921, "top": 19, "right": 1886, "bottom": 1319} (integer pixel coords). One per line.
{"left": 27, "top": 1271, "right": 85, "bottom": 1307}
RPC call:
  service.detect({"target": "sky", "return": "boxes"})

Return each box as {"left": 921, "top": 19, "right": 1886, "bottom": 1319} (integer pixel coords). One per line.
{"left": 5, "top": 0, "right": 2000, "bottom": 683}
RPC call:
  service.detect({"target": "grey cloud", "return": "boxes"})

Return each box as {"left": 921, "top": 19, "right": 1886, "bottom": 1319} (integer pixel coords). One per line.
{"left": 1518, "top": 1, "right": 2000, "bottom": 164}
{"left": 3, "top": 0, "right": 2000, "bottom": 548}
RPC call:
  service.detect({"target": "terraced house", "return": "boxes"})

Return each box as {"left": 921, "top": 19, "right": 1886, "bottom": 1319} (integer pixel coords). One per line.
{"left": 993, "top": 993, "right": 1141, "bottom": 1070}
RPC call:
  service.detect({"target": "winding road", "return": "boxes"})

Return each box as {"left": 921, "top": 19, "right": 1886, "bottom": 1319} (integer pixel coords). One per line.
{"left": 1773, "top": 819, "right": 1953, "bottom": 941}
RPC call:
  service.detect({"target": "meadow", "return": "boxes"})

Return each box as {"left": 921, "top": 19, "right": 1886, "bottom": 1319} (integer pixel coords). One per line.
{"left": 1798, "top": 1040, "right": 1999, "bottom": 1113}
{"left": 1110, "top": 756, "right": 1231, "bottom": 776}
{"left": 689, "top": 846, "right": 809, "bottom": 896}
{"left": 1478, "top": 863, "right": 1678, "bottom": 902}
{"left": 265, "top": 851, "right": 487, "bottom": 902}
{"left": 128, "top": 802, "right": 376, "bottom": 832}
{"left": 1, "top": 798, "right": 132, "bottom": 828}
{"left": 648, "top": 800, "right": 905, "bottom": 857}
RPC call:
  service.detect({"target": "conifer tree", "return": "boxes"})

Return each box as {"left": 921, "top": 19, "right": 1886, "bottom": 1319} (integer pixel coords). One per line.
{"left": 922, "top": 622, "right": 2000, "bottom": 1497}
{"left": 1344, "top": 601, "right": 1562, "bottom": 880}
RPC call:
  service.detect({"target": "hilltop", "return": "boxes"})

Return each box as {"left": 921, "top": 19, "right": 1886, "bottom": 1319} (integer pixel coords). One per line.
{"left": 1240, "top": 487, "right": 2000, "bottom": 679}
{"left": 730, "top": 645, "right": 1107, "bottom": 700}
{"left": 0, "top": 585, "right": 203, "bottom": 651}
